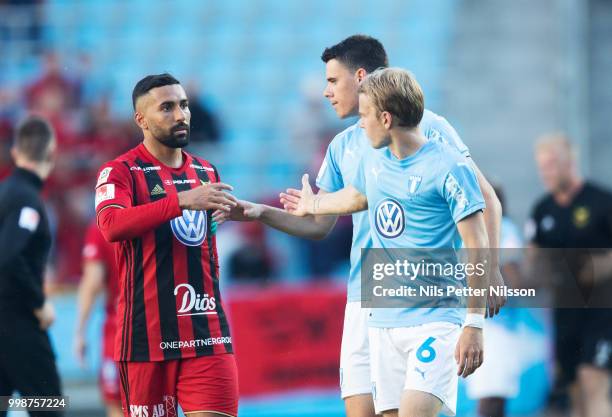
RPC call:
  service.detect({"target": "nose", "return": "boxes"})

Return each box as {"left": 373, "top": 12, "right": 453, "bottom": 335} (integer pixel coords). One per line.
{"left": 323, "top": 85, "right": 332, "bottom": 98}
{"left": 175, "top": 106, "right": 187, "bottom": 123}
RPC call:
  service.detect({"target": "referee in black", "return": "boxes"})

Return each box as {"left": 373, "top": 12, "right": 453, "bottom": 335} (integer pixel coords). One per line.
{"left": 529, "top": 133, "right": 612, "bottom": 417}
{"left": 0, "top": 116, "right": 63, "bottom": 416}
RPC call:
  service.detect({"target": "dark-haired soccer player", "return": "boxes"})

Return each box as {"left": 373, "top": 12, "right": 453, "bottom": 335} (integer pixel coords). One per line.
{"left": 218, "top": 34, "right": 503, "bottom": 417}
{"left": 95, "top": 73, "right": 238, "bottom": 417}
{"left": 0, "top": 116, "right": 63, "bottom": 417}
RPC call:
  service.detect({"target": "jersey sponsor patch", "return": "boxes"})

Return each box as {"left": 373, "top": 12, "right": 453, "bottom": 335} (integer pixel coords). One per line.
{"left": 95, "top": 183, "right": 116, "bottom": 208}
{"left": 96, "top": 167, "right": 113, "bottom": 187}
{"left": 170, "top": 209, "right": 207, "bottom": 246}
{"left": 18, "top": 206, "right": 40, "bottom": 232}
{"left": 375, "top": 198, "right": 405, "bottom": 239}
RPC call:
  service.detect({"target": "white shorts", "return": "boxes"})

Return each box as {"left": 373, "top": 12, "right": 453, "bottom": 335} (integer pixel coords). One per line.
{"left": 339, "top": 301, "right": 372, "bottom": 399}
{"left": 465, "top": 320, "right": 521, "bottom": 399}
{"left": 369, "top": 322, "right": 462, "bottom": 416}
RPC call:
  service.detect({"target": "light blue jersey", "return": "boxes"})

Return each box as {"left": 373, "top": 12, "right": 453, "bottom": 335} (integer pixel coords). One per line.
{"left": 316, "top": 109, "right": 471, "bottom": 302}
{"left": 352, "top": 140, "right": 485, "bottom": 327}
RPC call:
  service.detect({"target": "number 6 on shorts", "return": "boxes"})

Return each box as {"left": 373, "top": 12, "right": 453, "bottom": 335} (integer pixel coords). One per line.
{"left": 416, "top": 336, "right": 437, "bottom": 363}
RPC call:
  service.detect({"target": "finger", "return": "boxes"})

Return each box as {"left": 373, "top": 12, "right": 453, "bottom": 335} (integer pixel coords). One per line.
{"left": 457, "top": 349, "right": 466, "bottom": 375}
{"left": 462, "top": 354, "right": 473, "bottom": 378}
{"left": 209, "top": 182, "right": 234, "bottom": 191}
{"left": 215, "top": 192, "right": 238, "bottom": 205}
{"left": 283, "top": 202, "right": 298, "bottom": 211}
{"left": 212, "top": 194, "right": 238, "bottom": 207}
{"left": 280, "top": 193, "right": 301, "bottom": 205}
{"left": 301, "top": 173, "right": 310, "bottom": 190}
{"left": 212, "top": 212, "right": 227, "bottom": 224}
{"left": 286, "top": 188, "right": 303, "bottom": 197}
{"left": 209, "top": 203, "right": 231, "bottom": 212}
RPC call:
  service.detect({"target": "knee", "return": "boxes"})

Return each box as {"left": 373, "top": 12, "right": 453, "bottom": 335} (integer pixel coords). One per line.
{"left": 577, "top": 365, "right": 610, "bottom": 399}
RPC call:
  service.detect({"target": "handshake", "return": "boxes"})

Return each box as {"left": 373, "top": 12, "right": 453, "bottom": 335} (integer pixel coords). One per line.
{"left": 208, "top": 173, "right": 316, "bottom": 224}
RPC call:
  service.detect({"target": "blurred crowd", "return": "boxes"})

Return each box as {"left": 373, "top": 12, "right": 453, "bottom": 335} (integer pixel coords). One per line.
{"left": 0, "top": 52, "right": 227, "bottom": 286}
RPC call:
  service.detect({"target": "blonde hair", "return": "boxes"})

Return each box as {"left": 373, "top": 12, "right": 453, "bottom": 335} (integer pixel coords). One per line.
{"left": 535, "top": 132, "right": 578, "bottom": 162}
{"left": 358, "top": 67, "right": 424, "bottom": 128}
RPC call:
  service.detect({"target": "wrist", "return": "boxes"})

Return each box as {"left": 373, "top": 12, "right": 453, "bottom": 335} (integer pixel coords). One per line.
{"left": 464, "top": 312, "right": 485, "bottom": 329}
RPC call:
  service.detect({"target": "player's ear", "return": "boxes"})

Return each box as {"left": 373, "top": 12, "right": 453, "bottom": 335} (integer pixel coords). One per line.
{"left": 134, "top": 111, "right": 147, "bottom": 130}
{"left": 355, "top": 68, "right": 367, "bottom": 83}
{"left": 382, "top": 111, "right": 393, "bottom": 129}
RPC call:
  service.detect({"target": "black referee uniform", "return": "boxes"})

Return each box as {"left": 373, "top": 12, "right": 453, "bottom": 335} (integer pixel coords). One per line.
{"left": 0, "top": 167, "right": 63, "bottom": 417}
{"left": 529, "top": 181, "right": 612, "bottom": 386}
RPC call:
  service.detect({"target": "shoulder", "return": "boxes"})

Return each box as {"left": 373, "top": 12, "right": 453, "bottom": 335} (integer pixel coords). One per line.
{"left": 531, "top": 193, "right": 554, "bottom": 217}
{"left": 583, "top": 181, "right": 612, "bottom": 201}
{"left": 430, "top": 140, "right": 466, "bottom": 170}
{"left": 96, "top": 148, "right": 141, "bottom": 186}
{"left": 328, "top": 121, "right": 362, "bottom": 151}
{"left": 0, "top": 177, "right": 38, "bottom": 209}
{"left": 189, "top": 155, "right": 219, "bottom": 180}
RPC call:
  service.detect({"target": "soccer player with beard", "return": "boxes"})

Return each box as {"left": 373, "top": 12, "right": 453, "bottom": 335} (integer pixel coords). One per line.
{"left": 217, "top": 35, "right": 504, "bottom": 417}
{"left": 95, "top": 74, "right": 239, "bottom": 417}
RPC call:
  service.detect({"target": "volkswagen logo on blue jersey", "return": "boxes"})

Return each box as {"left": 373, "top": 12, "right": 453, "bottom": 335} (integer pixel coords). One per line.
{"left": 170, "top": 209, "right": 207, "bottom": 246}
{"left": 375, "top": 198, "right": 405, "bottom": 239}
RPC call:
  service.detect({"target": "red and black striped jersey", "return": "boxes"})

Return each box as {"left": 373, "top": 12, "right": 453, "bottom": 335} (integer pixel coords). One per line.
{"left": 95, "top": 143, "right": 232, "bottom": 362}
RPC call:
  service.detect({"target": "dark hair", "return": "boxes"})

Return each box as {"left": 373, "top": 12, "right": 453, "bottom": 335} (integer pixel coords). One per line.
{"left": 321, "top": 35, "right": 388, "bottom": 73}
{"left": 14, "top": 116, "right": 54, "bottom": 162}
{"left": 132, "top": 73, "right": 180, "bottom": 109}
{"left": 492, "top": 184, "right": 506, "bottom": 213}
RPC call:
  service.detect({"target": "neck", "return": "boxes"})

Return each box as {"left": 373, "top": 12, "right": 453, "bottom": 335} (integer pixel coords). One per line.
{"left": 15, "top": 161, "right": 46, "bottom": 181}
{"left": 553, "top": 176, "right": 583, "bottom": 206}
{"left": 388, "top": 127, "right": 427, "bottom": 159}
{"left": 143, "top": 136, "right": 183, "bottom": 168}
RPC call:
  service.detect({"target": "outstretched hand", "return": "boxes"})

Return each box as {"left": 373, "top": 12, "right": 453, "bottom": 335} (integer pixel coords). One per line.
{"left": 279, "top": 174, "right": 315, "bottom": 217}
{"left": 212, "top": 200, "right": 263, "bottom": 225}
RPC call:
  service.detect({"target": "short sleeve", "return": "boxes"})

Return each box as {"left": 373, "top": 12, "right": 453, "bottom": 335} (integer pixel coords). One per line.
{"left": 440, "top": 161, "right": 485, "bottom": 223}
{"left": 350, "top": 156, "right": 367, "bottom": 195}
{"left": 316, "top": 142, "right": 344, "bottom": 192}
{"left": 422, "top": 110, "right": 471, "bottom": 158}
{"left": 95, "top": 161, "right": 133, "bottom": 214}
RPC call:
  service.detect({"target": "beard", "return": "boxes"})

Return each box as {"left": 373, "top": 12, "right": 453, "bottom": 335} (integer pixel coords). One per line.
{"left": 156, "top": 124, "right": 190, "bottom": 148}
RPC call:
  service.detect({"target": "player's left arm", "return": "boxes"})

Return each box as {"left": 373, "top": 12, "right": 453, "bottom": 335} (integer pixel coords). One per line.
{"left": 440, "top": 160, "right": 488, "bottom": 378}
{"left": 455, "top": 211, "right": 489, "bottom": 378}
{"left": 468, "top": 160, "right": 505, "bottom": 316}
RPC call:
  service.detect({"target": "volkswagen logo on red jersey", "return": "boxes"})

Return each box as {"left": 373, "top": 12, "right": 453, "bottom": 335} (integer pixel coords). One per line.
{"left": 375, "top": 198, "right": 405, "bottom": 239}
{"left": 170, "top": 209, "right": 207, "bottom": 246}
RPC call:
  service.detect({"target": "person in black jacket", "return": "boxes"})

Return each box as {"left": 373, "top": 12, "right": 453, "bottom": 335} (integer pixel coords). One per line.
{"left": 0, "top": 115, "right": 63, "bottom": 416}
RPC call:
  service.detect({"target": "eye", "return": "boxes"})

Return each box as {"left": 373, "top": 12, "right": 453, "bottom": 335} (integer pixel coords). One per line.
{"left": 180, "top": 102, "right": 189, "bottom": 109}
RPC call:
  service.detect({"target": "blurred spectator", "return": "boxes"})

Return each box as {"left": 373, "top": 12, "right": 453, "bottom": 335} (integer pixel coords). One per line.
{"left": 185, "top": 81, "right": 222, "bottom": 144}
{"left": 26, "top": 52, "right": 78, "bottom": 118}
{"left": 228, "top": 220, "right": 276, "bottom": 283}
{"left": 527, "top": 133, "right": 612, "bottom": 417}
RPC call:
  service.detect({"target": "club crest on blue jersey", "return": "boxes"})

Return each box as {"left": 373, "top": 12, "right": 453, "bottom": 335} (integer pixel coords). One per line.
{"left": 171, "top": 209, "right": 207, "bottom": 246}
{"left": 408, "top": 175, "right": 422, "bottom": 194}
{"left": 375, "top": 198, "right": 405, "bottom": 239}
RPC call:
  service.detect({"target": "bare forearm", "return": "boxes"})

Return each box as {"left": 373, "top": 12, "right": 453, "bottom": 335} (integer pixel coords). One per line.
{"left": 458, "top": 214, "right": 490, "bottom": 315}
{"left": 310, "top": 186, "right": 367, "bottom": 215}
{"left": 259, "top": 205, "right": 337, "bottom": 240}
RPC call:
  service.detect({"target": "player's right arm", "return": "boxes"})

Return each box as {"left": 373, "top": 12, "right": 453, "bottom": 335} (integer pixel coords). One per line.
{"left": 220, "top": 193, "right": 339, "bottom": 240}
{"left": 281, "top": 174, "right": 367, "bottom": 216}
{"left": 95, "top": 161, "right": 237, "bottom": 242}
